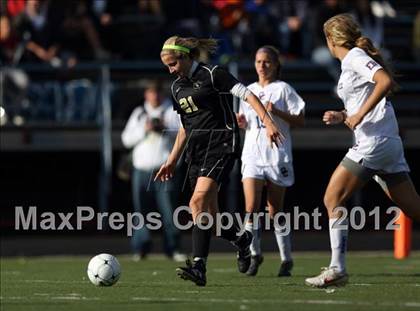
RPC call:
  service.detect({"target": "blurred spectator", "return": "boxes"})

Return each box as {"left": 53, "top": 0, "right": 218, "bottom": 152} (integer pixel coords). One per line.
{"left": 0, "top": 14, "right": 18, "bottom": 63}
{"left": 48, "top": 0, "right": 109, "bottom": 61}
{"left": 207, "top": 0, "right": 245, "bottom": 60}
{"left": 121, "top": 81, "right": 186, "bottom": 262}
{"left": 162, "top": 0, "right": 208, "bottom": 38}
{"left": 310, "top": 0, "right": 346, "bottom": 81}
{"left": 0, "top": 14, "right": 29, "bottom": 125}
{"left": 352, "top": 0, "right": 384, "bottom": 48}
{"left": 99, "top": 0, "right": 162, "bottom": 25}
{"left": 413, "top": 11, "right": 420, "bottom": 62}
{"left": 370, "top": 0, "right": 396, "bottom": 18}
{"left": 269, "top": 0, "right": 309, "bottom": 59}
{"left": 3, "top": 0, "right": 25, "bottom": 17}
{"left": 245, "top": 0, "right": 280, "bottom": 50}
{"left": 96, "top": 0, "right": 164, "bottom": 59}
{"left": 14, "top": 0, "right": 60, "bottom": 65}
{"left": 224, "top": 0, "right": 280, "bottom": 59}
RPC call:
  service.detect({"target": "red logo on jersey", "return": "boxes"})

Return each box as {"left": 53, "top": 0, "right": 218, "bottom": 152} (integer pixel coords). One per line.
{"left": 366, "top": 60, "right": 378, "bottom": 70}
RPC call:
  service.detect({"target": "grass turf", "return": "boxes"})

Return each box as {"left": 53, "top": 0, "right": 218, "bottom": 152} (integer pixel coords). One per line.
{"left": 1, "top": 252, "right": 419, "bottom": 311}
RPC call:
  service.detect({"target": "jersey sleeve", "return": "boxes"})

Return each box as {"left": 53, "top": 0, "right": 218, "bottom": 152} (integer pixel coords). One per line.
{"left": 284, "top": 83, "right": 305, "bottom": 115}
{"left": 350, "top": 53, "right": 383, "bottom": 83}
{"left": 212, "top": 66, "right": 240, "bottom": 92}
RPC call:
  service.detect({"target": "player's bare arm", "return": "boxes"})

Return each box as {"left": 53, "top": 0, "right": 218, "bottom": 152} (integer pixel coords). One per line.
{"left": 245, "top": 92, "right": 284, "bottom": 146}
{"left": 154, "top": 126, "right": 187, "bottom": 182}
{"left": 344, "top": 69, "right": 392, "bottom": 130}
{"left": 266, "top": 102, "right": 305, "bottom": 127}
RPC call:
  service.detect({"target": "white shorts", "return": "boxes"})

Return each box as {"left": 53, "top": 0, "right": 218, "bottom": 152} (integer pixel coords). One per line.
{"left": 241, "top": 162, "right": 295, "bottom": 187}
{"left": 345, "top": 136, "right": 410, "bottom": 173}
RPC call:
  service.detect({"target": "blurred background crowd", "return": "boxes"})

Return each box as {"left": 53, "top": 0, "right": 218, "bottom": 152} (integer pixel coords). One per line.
{"left": 1, "top": 0, "right": 419, "bottom": 65}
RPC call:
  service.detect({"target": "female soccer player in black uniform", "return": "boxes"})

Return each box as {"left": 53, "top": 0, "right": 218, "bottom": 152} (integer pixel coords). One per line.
{"left": 155, "top": 36, "right": 283, "bottom": 286}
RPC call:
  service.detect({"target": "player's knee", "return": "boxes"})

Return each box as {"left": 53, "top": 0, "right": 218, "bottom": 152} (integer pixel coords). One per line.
{"left": 323, "top": 191, "right": 334, "bottom": 210}
{"left": 323, "top": 190, "right": 345, "bottom": 211}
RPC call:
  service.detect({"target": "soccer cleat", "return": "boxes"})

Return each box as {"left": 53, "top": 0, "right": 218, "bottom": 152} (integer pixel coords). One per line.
{"left": 176, "top": 259, "right": 207, "bottom": 286}
{"left": 235, "top": 230, "right": 253, "bottom": 273}
{"left": 246, "top": 255, "right": 264, "bottom": 276}
{"left": 278, "top": 260, "right": 293, "bottom": 277}
{"left": 305, "top": 267, "right": 349, "bottom": 288}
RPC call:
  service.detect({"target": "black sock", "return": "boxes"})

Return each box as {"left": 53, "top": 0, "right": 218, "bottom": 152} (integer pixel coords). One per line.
{"left": 192, "top": 224, "right": 212, "bottom": 260}
{"left": 220, "top": 226, "right": 239, "bottom": 242}
{"left": 234, "top": 231, "right": 251, "bottom": 249}
{"left": 219, "top": 213, "right": 241, "bottom": 242}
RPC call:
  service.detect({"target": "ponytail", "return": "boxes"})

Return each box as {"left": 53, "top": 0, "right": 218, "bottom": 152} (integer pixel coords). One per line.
{"left": 355, "top": 36, "right": 398, "bottom": 93}
{"left": 324, "top": 14, "right": 399, "bottom": 94}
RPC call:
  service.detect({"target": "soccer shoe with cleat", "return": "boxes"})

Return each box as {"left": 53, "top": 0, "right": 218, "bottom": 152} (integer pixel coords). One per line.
{"left": 278, "top": 260, "right": 293, "bottom": 277}
{"left": 234, "top": 230, "right": 253, "bottom": 273}
{"left": 305, "top": 266, "right": 349, "bottom": 288}
{"left": 176, "top": 259, "right": 207, "bottom": 286}
{"left": 246, "top": 255, "right": 264, "bottom": 276}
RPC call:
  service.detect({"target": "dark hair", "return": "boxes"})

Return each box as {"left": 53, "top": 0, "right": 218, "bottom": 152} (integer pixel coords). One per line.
{"left": 144, "top": 80, "right": 162, "bottom": 92}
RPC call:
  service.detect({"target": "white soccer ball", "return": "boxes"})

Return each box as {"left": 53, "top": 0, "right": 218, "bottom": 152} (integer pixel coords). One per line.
{"left": 87, "top": 253, "right": 121, "bottom": 286}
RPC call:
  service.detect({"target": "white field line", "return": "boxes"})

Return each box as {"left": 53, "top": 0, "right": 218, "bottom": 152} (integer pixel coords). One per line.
{"left": 21, "top": 279, "right": 86, "bottom": 284}
{"left": 50, "top": 296, "right": 99, "bottom": 301}
{"left": 212, "top": 268, "right": 236, "bottom": 273}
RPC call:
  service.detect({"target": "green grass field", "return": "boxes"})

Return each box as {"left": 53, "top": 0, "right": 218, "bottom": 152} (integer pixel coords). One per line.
{"left": 1, "top": 252, "right": 419, "bottom": 311}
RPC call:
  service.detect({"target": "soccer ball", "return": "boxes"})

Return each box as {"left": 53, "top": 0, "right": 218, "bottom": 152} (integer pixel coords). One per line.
{"left": 87, "top": 253, "right": 121, "bottom": 286}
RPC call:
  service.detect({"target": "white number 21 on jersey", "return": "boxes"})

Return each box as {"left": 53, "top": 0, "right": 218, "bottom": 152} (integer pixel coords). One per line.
{"left": 179, "top": 96, "right": 198, "bottom": 113}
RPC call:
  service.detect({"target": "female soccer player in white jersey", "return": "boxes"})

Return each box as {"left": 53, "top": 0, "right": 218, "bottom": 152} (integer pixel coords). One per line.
{"left": 237, "top": 45, "right": 305, "bottom": 276}
{"left": 305, "top": 14, "right": 420, "bottom": 288}
{"left": 155, "top": 36, "right": 284, "bottom": 286}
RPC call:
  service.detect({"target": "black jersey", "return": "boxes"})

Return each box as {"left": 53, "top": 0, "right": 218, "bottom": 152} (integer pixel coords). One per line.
{"left": 171, "top": 63, "right": 240, "bottom": 162}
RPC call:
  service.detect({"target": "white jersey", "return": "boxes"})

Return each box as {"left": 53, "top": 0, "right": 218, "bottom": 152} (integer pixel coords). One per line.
{"left": 240, "top": 81, "right": 305, "bottom": 166}
{"left": 338, "top": 47, "right": 400, "bottom": 143}
{"left": 340, "top": 47, "right": 409, "bottom": 173}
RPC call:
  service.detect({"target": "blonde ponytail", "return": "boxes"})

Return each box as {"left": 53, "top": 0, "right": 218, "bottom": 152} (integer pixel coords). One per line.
{"left": 324, "top": 14, "right": 398, "bottom": 93}
{"left": 355, "top": 36, "right": 398, "bottom": 93}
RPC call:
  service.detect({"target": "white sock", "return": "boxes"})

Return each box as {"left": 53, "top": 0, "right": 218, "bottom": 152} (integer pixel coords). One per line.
{"left": 245, "top": 222, "right": 261, "bottom": 256}
{"left": 274, "top": 227, "right": 292, "bottom": 262}
{"left": 193, "top": 257, "right": 207, "bottom": 264}
{"left": 329, "top": 218, "right": 348, "bottom": 273}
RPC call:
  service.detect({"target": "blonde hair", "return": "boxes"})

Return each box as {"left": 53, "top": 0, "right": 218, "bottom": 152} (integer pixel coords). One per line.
{"left": 324, "top": 14, "right": 397, "bottom": 92}
{"left": 161, "top": 36, "right": 218, "bottom": 61}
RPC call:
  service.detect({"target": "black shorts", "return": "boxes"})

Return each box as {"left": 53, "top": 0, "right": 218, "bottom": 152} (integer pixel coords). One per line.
{"left": 188, "top": 154, "right": 236, "bottom": 191}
